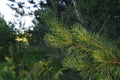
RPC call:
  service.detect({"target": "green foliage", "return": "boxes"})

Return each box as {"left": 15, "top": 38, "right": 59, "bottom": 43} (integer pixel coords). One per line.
{"left": 0, "top": 57, "right": 16, "bottom": 80}
{"left": 44, "top": 23, "right": 72, "bottom": 48}
{"left": 77, "top": 0, "right": 120, "bottom": 41}
{"left": 0, "top": 0, "right": 120, "bottom": 80}
{"left": 0, "top": 17, "right": 16, "bottom": 60}
{"left": 27, "top": 60, "right": 52, "bottom": 80}
{"left": 44, "top": 21, "right": 120, "bottom": 79}
{"left": 27, "top": 57, "right": 63, "bottom": 80}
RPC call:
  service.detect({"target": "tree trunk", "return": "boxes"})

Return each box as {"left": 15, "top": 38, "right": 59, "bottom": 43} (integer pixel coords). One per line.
{"left": 71, "top": 0, "right": 83, "bottom": 24}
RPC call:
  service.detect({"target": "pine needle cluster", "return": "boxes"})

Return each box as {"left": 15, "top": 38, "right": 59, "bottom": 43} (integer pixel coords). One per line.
{"left": 44, "top": 20, "right": 120, "bottom": 79}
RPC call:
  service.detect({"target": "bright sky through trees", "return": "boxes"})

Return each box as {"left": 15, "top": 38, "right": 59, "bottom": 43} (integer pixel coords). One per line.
{"left": 0, "top": 0, "right": 41, "bottom": 30}
{"left": 0, "top": 0, "right": 15, "bottom": 23}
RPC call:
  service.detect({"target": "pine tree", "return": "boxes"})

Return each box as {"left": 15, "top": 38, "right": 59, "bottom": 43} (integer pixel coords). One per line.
{"left": 0, "top": 17, "right": 16, "bottom": 60}
{"left": 43, "top": 15, "right": 120, "bottom": 80}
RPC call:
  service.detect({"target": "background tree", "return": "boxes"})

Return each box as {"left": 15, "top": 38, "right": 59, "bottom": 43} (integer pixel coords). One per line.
{"left": 43, "top": 12, "right": 120, "bottom": 79}
{"left": 0, "top": 17, "right": 16, "bottom": 60}
{"left": 76, "top": 0, "right": 120, "bottom": 41}
{"left": 0, "top": 0, "right": 120, "bottom": 80}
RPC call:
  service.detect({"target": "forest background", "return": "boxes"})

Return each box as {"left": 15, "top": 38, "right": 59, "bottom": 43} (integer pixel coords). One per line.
{"left": 0, "top": 0, "right": 120, "bottom": 80}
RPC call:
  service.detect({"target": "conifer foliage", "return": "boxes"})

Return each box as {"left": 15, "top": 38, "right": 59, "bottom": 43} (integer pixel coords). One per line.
{"left": 44, "top": 14, "right": 120, "bottom": 80}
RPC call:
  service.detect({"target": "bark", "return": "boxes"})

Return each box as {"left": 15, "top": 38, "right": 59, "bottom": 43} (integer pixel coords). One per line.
{"left": 71, "top": 0, "right": 83, "bottom": 24}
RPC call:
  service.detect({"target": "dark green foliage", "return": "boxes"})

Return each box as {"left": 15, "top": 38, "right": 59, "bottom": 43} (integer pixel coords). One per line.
{"left": 0, "top": 0, "right": 120, "bottom": 80}
{"left": 44, "top": 16, "right": 120, "bottom": 79}
{"left": 0, "top": 17, "right": 16, "bottom": 60}
{"left": 44, "top": 0, "right": 120, "bottom": 43}
{"left": 77, "top": 0, "right": 120, "bottom": 41}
